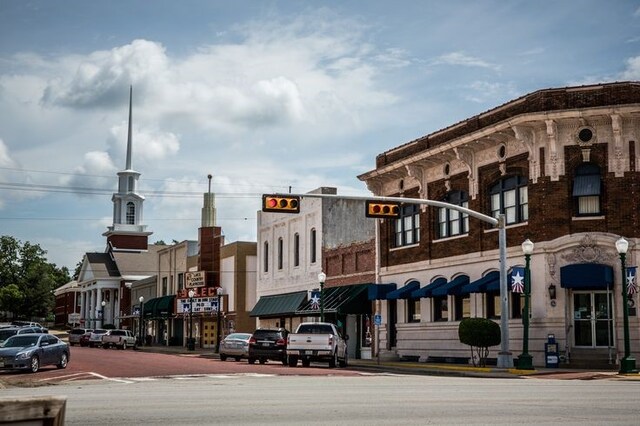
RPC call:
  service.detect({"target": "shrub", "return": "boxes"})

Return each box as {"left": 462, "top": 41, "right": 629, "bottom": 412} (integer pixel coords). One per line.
{"left": 458, "top": 318, "right": 501, "bottom": 367}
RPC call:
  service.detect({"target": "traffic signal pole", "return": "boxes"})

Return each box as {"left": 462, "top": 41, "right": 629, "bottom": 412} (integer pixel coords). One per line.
{"left": 263, "top": 192, "right": 513, "bottom": 369}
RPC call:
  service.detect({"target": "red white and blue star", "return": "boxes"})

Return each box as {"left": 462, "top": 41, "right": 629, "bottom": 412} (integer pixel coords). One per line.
{"left": 627, "top": 266, "right": 637, "bottom": 295}
{"left": 511, "top": 267, "right": 525, "bottom": 293}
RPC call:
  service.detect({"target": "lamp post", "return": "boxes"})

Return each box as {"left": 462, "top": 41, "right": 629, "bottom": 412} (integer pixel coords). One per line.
{"left": 518, "top": 238, "right": 534, "bottom": 370}
{"left": 318, "top": 271, "right": 326, "bottom": 322}
{"left": 215, "top": 288, "right": 224, "bottom": 354}
{"left": 188, "top": 289, "right": 195, "bottom": 351}
{"left": 138, "top": 296, "right": 144, "bottom": 347}
{"left": 615, "top": 237, "right": 636, "bottom": 374}
{"left": 101, "top": 300, "right": 106, "bottom": 328}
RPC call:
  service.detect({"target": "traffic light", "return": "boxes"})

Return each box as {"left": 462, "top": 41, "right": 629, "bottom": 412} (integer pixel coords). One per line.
{"left": 365, "top": 200, "right": 401, "bottom": 218}
{"left": 262, "top": 194, "right": 301, "bottom": 213}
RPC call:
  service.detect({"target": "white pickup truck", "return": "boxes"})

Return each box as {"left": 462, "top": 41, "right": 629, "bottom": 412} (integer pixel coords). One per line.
{"left": 101, "top": 329, "right": 136, "bottom": 350}
{"left": 286, "top": 322, "right": 348, "bottom": 368}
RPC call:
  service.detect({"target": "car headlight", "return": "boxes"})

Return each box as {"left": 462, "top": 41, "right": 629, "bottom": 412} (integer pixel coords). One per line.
{"left": 16, "top": 351, "right": 32, "bottom": 360}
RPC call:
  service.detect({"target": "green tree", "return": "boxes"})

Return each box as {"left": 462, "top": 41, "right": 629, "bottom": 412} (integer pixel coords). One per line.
{"left": 0, "top": 284, "right": 23, "bottom": 318}
{"left": 0, "top": 235, "right": 71, "bottom": 320}
{"left": 458, "top": 317, "right": 501, "bottom": 367}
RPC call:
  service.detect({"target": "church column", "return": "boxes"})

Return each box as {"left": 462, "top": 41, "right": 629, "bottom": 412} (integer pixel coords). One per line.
{"left": 114, "top": 289, "right": 120, "bottom": 328}
{"left": 96, "top": 289, "right": 103, "bottom": 329}
{"left": 87, "top": 290, "right": 93, "bottom": 328}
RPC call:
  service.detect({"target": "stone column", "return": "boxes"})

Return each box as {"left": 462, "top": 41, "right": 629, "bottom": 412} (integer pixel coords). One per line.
{"left": 96, "top": 289, "right": 103, "bottom": 329}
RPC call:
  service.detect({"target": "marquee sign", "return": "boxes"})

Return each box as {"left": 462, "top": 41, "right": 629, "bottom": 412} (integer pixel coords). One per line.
{"left": 186, "top": 271, "right": 206, "bottom": 288}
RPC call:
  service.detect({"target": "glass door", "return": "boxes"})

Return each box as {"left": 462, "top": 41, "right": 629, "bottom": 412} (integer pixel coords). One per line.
{"left": 573, "top": 291, "right": 613, "bottom": 348}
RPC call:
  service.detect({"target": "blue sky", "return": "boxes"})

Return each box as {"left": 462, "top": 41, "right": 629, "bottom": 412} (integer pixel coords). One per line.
{"left": 1, "top": 0, "right": 639, "bottom": 270}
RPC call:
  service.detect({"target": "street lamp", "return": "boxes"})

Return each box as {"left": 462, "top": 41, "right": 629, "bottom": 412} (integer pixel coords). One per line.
{"left": 318, "top": 271, "right": 326, "bottom": 322}
{"left": 188, "top": 289, "right": 195, "bottom": 351}
{"left": 215, "top": 288, "right": 224, "bottom": 354}
{"left": 101, "top": 300, "right": 106, "bottom": 328}
{"left": 138, "top": 296, "right": 144, "bottom": 347}
{"left": 615, "top": 237, "right": 636, "bottom": 374}
{"left": 518, "top": 238, "right": 535, "bottom": 370}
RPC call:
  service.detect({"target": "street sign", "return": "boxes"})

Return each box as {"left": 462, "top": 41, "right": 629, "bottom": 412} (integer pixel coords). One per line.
{"left": 186, "top": 271, "right": 206, "bottom": 288}
{"left": 68, "top": 313, "right": 81, "bottom": 324}
{"left": 374, "top": 314, "right": 382, "bottom": 326}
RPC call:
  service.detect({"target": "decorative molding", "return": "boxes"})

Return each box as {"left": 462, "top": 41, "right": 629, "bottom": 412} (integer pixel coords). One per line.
{"left": 610, "top": 114, "right": 626, "bottom": 177}
{"left": 406, "top": 164, "right": 428, "bottom": 200}
{"left": 559, "top": 234, "right": 616, "bottom": 264}
{"left": 512, "top": 124, "right": 540, "bottom": 183}
{"left": 545, "top": 119, "right": 560, "bottom": 181}
{"left": 453, "top": 147, "right": 477, "bottom": 199}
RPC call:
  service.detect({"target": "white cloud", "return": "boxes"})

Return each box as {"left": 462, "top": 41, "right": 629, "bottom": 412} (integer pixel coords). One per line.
{"left": 463, "top": 81, "right": 519, "bottom": 104}
{"left": 0, "top": 138, "right": 15, "bottom": 167}
{"left": 432, "top": 51, "right": 500, "bottom": 71}
{"left": 621, "top": 56, "right": 640, "bottom": 79}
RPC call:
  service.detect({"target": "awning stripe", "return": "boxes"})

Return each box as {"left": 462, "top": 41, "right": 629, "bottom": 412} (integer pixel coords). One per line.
{"left": 386, "top": 281, "right": 420, "bottom": 300}
{"left": 411, "top": 278, "right": 448, "bottom": 298}
{"left": 368, "top": 283, "right": 397, "bottom": 300}
{"left": 431, "top": 275, "right": 470, "bottom": 297}
{"left": 249, "top": 291, "right": 308, "bottom": 317}
{"left": 462, "top": 271, "right": 499, "bottom": 293}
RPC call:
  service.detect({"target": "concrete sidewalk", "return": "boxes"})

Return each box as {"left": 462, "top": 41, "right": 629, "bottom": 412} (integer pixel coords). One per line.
{"left": 134, "top": 344, "right": 640, "bottom": 381}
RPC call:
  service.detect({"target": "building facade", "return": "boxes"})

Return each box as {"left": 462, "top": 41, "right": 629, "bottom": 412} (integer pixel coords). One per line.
{"left": 358, "top": 82, "right": 640, "bottom": 367}
{"left": 253, "top": 187, "right": 376, "bottom": 359}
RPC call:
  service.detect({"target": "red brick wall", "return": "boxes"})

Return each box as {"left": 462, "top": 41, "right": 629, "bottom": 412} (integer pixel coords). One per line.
{"left": 322, "top": 240, "right": 376, "bottom": 287}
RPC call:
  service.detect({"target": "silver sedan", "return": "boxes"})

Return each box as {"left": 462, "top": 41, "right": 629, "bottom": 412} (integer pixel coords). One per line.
{"left": 219, "top": 333, "right": 252, "bottom": 361}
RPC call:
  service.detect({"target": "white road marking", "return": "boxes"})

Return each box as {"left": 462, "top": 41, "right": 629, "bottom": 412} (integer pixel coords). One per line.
{"left": 88, "top": 372, "right": 134, "bottom": 384}
{"left": 37, "top": 372, "right": 88, "bottom": 382}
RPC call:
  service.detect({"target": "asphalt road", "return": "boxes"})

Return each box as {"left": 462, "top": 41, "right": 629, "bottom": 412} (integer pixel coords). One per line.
{"left": 0, "top": 345, "right": 357, "bottom": 387}
{"left": 2, "top": 373, "right": 640, "bottom": 425}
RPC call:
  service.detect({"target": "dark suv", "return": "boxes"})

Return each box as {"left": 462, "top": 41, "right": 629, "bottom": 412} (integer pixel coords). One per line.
{"left": 248, "top": 328, "right": 289, "bottom": 365}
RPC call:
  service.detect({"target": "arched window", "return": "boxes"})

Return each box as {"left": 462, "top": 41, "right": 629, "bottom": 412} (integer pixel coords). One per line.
{"left": 437, "top": 190, "right": 469, "bottom": 238}
{"left": 126, "top": 202, "right": 135, "bottom": 225}
{"left": 263, "top": 242, "right": 269, "bottom": 273}
{"left": 277, "top": 237, "right": 283, "bottom": 270}
{"left": 293, "top": 233, "right": 300, "bottom": 267}
{"left": 310, "top": 228, "right": 317, "bottom": 264}
{"left": 394, "top": 204, "right": 420, "bottom": 247}
{"left": 489, "top": 175, "right": 528, "bottom": 225}
{"left": 573, "top": 163, "right": 601, "bottom": 215}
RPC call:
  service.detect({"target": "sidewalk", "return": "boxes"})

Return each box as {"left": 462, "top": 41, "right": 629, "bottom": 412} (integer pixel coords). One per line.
{"left": 134, "top": 344, "right": 640, "bottom": 381}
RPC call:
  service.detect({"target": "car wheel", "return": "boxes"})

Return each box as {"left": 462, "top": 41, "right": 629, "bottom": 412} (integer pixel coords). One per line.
{"left": 281, "top": 356, "right": 288, "bottom": 366}
{"left": 103, "top": 343, "right": 109, "bottom": 349}
{"left": 259, "top": 358, "right": 267, "bottom": 365}
{"left": 288, "top": 356, "right": 298, "bottom": 367}
{"left": 122, "top": 341, "right": 127, "bottom": 350}
{"left": 57, "top": 352, "right": 68, "bottom": 369}
{"left": 30, "top": 355, "right": 40, "bottom": 373}
{"left": 328, "top": 351, "right": 337, "bottom": 368}
{"left": 339, "top": 350, "right": 348, "bottom": 368}
{"left": 220, "top": 354, "right": 227, "bottom": 361}
{"left": 302, "top": 358, "right": 311, "bottom": 368}
{"left": 248, "top": 357, "right": 256, "bottom": 364}
{"left": 235, "top": 356, "right": 241, "bottom": 362}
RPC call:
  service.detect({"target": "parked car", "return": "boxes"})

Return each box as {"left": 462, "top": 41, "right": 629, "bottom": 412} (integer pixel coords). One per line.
{"left": 10, "top": 321, "right": 48, "bottom": 333}
{"left": 0, "top": 333, "right": 69, "bottom": 373}
{"left": 79, "top": 332, "right": 92, "bottom": 347}
{"left": 248, "top": 328, "right": 289, "bottom": 365}
{"left": 68, "top": 328, "right": 93, "bottom": 346}
{"left": 101, "top": 329, "right": 136, "bottom": 349}
{"left": 0, "top": 327, "right": 48, "bottom": 344}
{"left": 87, "top": 329, "right": 108, "bottom": 348}
{"left": 219, "top": 333, "right": 252, "bottom": 361}
{"left": 287, "top": 322, "right": 348, "bottom": 368}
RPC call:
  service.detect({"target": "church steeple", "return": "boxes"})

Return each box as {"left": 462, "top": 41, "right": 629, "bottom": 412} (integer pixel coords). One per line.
{"left": 103, "top": 86, "right": 152, "bottom": 251}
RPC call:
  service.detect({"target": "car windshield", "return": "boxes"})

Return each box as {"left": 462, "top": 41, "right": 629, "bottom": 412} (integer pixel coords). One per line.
{"left": 226, "top": 333, "right": 251, "bottom": 340}
{"left": 93, "top": 329, "right": 107, "bottom": 334}
{"left": 2, "top": 335, "right": 39, "bottom": 348}
{"left": 70, "top": 329, "right": 86, "bottom": 335}
{"left": 0, "top": 329, "right": 18, "bottom": 341}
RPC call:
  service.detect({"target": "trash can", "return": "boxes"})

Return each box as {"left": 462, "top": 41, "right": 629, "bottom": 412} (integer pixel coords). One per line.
{"left": 187, "top": 338, "right": 195, "bottom": 351}
{"left": 544, "top": 334, "right": 559, "bottom": 368}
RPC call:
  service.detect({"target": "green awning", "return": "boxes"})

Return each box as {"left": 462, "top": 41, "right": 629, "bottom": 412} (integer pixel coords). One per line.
{"left": 143, "top": 297, "right": 159, "bottom": 319}
{"left": 296, "top": 284, "right": 371, "bottom": 316}
{"left": 250, "top": 291, "right": 308, "bottom": 318}
{"left": 155, "top": 295, "right": 175, "bottom": 317}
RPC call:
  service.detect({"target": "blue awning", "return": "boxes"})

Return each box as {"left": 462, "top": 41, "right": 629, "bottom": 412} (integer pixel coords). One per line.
{"left": 431, "top": 275, "right": 470, "bottom": 297}
{"left": 560, "top": 264, "right": 613, "bottom": 289}
{"left": 462, "top": 271, "right": 499, "bottom": 293}
{"left": 386, "top": 281, "right": 420, "bottom": 300}
{"left": 411, "top": 278, "right": 448, "bottom": 298}
{"left": 572, "top": 174, "right": 601, "bottom": 196}
{"left": 368, "top": 283, "right": 397, "bottom": 300}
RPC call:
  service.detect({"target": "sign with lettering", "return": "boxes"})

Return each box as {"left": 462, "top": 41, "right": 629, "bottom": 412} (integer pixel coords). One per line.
{"left": 177, "top": 297, "right": 222, "bottom": 314}
{"left": 186, "top": 271, "right": 206, "bottom": 288}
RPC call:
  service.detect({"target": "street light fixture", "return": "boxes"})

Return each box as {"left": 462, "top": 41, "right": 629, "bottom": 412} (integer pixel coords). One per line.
{"left": 318, "top": 271, "right": 326, "bottom": 322}
{"left": 188, "top": 289, "right": 195, "bottom": 351}
{"left": 615, "top": 237, "right": 636, "bottom": 374}
{"left": 518, "top": 238, "right": 535, "bottom": 370}
{"left": 101, "top": 300, "right": 106, "bottom": 328}
{"left": 138, "top": 296, "right": 144, "bottom": 348}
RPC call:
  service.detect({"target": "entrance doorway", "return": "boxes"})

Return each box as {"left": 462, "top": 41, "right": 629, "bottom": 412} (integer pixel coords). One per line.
{"left": 573, "top": 291, "right": 613, "bottom": 347}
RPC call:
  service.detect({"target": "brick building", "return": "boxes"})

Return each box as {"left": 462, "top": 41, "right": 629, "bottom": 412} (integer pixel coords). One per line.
{"left": 358, "top": 82, "right": 640, "bottom": 368}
